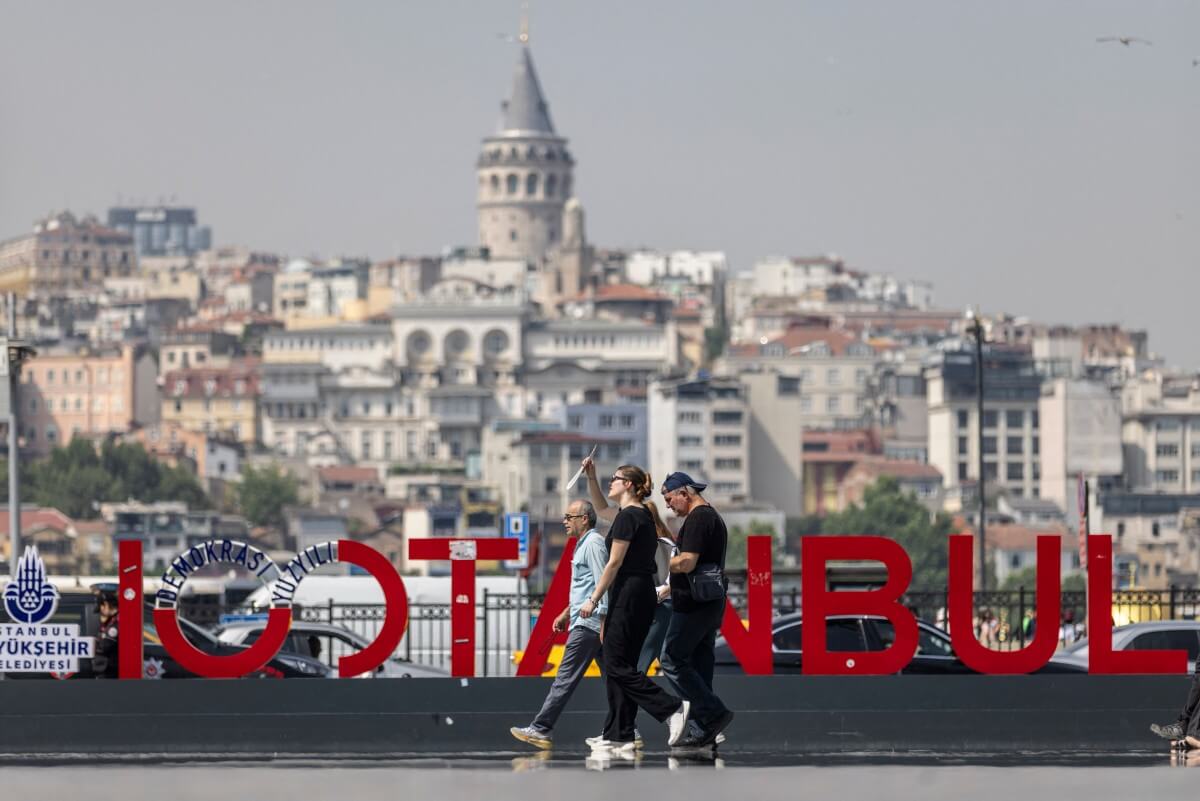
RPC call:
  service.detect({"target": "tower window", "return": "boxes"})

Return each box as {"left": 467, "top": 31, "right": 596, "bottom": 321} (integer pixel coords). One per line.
{"left": 546, "top": 174, "right": 557, "bottom": 198}
{"left": 510, "top": 230, "right": 518, "bottom": 241}
{"left": 526, "top": 173, "right": 539, "bottom": 196}
{"left": 490, "top": 174, "right": 500, "bottom": 194}
{"left": 506, "top": 174, "right": 518, "bottom": 195}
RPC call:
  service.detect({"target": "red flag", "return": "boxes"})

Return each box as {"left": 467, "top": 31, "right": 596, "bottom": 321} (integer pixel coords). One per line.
{"left": 519, "top": 530, "right": 540, "bottom": 579}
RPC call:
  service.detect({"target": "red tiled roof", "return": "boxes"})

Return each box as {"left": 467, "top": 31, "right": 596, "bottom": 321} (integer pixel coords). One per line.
{"left": 772, "top": 326, "right": 869, "bottom": 356}
{"left": 584, "top": 284, "right": 670, "bottom": 303}
{"left": 318, "top": 466, "right": 381, "bottom": 485}
{"left": 0, "top": 507, "right": 74, "bottom": 535}
{"left": 173, "top": 321, "right": 225, "bottom": 334}
{"left": 958, "top": 524, "right": 1076, "bottom": 553}
{"left": 846, "top": 457, "right": 942, "bottom": 481}
{"left": 163, "top": 358, "right": 261, "bottom": 398}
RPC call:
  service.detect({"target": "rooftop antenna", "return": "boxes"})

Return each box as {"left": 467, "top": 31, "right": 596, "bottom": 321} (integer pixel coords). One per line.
{"left": 497, "top": 2, "right": 530, "bottom": 45}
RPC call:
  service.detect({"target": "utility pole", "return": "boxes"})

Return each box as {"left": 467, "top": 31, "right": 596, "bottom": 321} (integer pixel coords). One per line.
{"left": 968, "top": 309, "right": 987, "bottom": 592}
{"left": 5, "top": 293, "right": 35, "bottom": 576}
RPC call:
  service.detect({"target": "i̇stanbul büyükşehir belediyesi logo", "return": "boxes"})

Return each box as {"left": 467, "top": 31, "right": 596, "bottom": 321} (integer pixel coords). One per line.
{"left": 0, "top": 546, "right": 93, "bottom": 673}
{"left": 4, "top": 545, "right": 59, "bottom": 624}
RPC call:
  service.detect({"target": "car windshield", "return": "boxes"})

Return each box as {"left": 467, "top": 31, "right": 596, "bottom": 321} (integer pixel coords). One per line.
{"left": 136, "top": 607, "right": 218, "bottom": 648}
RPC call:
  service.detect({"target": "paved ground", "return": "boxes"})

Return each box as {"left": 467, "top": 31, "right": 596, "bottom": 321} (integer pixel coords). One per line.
{"left": 13, "top": 758, "right": 1200, "bottom": 801}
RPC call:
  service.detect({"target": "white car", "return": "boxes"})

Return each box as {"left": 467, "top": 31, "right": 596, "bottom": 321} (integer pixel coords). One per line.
{"left": 1050, "top": 621, "right": 1200, "bottom": 673}
{"left": 214, "top": 619, "right": 448, "bottom": 678}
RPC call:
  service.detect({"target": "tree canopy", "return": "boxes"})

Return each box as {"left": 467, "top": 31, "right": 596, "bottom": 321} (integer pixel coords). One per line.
{"left": 233, "top": 464, "right": 300, "bottom": 528}
{"left": 820, "top": 476, "right": 957, "bottom": 589}
{"left": 0, "top": 437, "right": 209, "bottom": 519}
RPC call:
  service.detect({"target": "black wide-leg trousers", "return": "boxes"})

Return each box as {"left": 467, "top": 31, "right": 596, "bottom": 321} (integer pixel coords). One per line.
{"left": 601, "top": 573, "right": 682, "bottom": 741}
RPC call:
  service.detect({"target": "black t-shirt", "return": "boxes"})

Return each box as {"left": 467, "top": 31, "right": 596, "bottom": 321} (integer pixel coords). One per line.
{"left": 670, "top": 504, "right": 728, "bottom": 611}
{"left": 606, "top": 505, "right": 658, "bottom": 578}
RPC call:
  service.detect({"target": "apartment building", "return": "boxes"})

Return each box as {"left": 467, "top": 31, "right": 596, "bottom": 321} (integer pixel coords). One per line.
{"left": 0, "top": 212, "right": 135, "bottom": 296}
{"left": 20, "top": 344, "right": 157, "bottom": 454}
{"left": 647, "top": 377, "right": 751, "bottom": 504}
{"left": 161, "top": 358, "right": 261, "bottom": 446}
{"left": 925, "top": 346, "right": 1042, "bottom": 499}
{"left": 1121, "top": 376, "right": 1200, "bottom": 494}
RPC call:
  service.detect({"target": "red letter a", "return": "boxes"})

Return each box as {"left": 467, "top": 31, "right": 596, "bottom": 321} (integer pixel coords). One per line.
{"left": 516, "top": 536, "right": 578, "bottom": 676}
{"left": 948, "top": 534, "right": 1059, "bottom": 673}
{"left": 801, "top": 535, "right": 917, "bottom": 675}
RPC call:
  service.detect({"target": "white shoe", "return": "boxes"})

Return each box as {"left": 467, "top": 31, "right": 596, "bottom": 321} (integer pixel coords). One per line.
{"left": 586, "top": 730, "right": 642, "bottom": 748}
{"left": 667, "top": 700, "right": 691, "bottom": 746}
{"left": 589, "top": 738, "right": 637, "bottom": 754}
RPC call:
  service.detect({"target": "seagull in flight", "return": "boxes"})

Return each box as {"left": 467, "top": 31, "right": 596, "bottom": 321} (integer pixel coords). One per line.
{"left": 1096, "top": 36, "right": 1152, "bottom": 46}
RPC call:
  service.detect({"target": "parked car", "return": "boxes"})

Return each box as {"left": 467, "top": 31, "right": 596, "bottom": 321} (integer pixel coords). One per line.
{"left": 214, "top": 619, "right": 448, "bottom": 678}
{"left": 712, "top": 613, "right": 1087, "bottom": 674}
{"left": 1048, "top": 621, "right": 1200, "bottom": 672}
{"left": 3, "top": 590, "right": 330, "bottom": 679}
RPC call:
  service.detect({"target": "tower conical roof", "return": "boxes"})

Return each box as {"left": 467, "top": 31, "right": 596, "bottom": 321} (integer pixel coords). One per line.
{"left": 500, "top": 47, "right": 555, "bottom": 135}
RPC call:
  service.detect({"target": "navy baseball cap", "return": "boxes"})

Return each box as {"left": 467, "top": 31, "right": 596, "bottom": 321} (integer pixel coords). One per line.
{"left": 662, "top": 472, "right": 707, "bottom": 493}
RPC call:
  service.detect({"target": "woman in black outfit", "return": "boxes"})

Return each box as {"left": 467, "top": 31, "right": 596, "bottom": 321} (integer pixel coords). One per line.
{"left": 579, "top": 464, "right": 690, "bottom": 750}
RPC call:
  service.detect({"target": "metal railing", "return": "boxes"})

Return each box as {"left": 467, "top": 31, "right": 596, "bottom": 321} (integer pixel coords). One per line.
{"left": 179, "top": 586, "right": 1200, "bottom": 675}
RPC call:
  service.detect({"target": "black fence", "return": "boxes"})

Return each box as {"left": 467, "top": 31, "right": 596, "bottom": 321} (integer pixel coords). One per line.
{"left": 179, "top": 586, "right": 1200, "bottom": 675}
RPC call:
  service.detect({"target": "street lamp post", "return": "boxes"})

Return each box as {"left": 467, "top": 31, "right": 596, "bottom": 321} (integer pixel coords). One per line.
{"left": 968, "top": 309, "right": 987, "bottom": 593}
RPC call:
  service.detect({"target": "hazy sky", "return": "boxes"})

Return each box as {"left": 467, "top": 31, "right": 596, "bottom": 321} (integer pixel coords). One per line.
{"left": 2, "top": 1, "right": 1197, "bottom": 364}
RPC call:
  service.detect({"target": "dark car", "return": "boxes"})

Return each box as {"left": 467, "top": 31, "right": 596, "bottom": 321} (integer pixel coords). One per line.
{"left": 712, "top": 613, "right": 1087, "bottom": 674}
{"left": 3, "top": 589, "right": 329, "bottom": 679}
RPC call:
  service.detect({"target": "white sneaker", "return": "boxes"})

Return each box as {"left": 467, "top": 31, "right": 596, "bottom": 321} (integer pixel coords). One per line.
{"left": 586, "top": 730, "right": 642, "bottom": 748}
{"left": 589, "top": 738, "right": 637, "bottom": 754}
{"left": 667, "top": 700, "right": 691, "bottom": 746}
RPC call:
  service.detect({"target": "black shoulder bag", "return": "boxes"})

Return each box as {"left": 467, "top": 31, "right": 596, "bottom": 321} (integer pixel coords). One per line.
{"left": 686, "top": 516, "right": 729, "bottom": 603}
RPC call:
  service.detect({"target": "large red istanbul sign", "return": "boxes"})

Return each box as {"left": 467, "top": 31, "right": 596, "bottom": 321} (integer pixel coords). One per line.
{"left": 111, "top": 533, "right": 1188, "bottom": 679}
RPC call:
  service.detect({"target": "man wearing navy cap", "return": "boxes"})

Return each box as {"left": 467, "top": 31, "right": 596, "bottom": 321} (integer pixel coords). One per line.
{"left": 660, "top": 472, "right": 734, "bottom": 747}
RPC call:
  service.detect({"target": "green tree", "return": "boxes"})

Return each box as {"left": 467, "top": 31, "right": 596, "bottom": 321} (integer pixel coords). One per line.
{"left": 703, "top": 324, "right": 728, "bottom": 362}
{"left": 154, "top": 465, "right": 210, "bottom": 508}
{"left": 100, "top": 439, "right": 163, "bottom": 499}
{"left": 1000, "top": 565, "right": 1038, "bottom": 591}
{"left": 234, "top": 464, "right": 300, "bottom": 528}
{"left": 1001, "top": 566, "right": 1087, "bottom": 593}
{"left": 820, "top": 476, "right": 956, "bottom": 589}
{"left": 11, "top": 438, "right": 209, "bottom": 518}
{"left": 726, "top": 518, "right": 783, "bottom": 569}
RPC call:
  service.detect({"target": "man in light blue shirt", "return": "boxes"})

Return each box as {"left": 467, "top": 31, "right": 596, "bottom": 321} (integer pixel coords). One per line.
{"left": 511, "top": 500, "right": 608, "bottom": 749}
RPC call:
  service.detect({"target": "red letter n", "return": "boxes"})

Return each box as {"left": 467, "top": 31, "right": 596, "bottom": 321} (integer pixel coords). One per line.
{"left": 720, "top": 535, "right": 773, "bottom": 675}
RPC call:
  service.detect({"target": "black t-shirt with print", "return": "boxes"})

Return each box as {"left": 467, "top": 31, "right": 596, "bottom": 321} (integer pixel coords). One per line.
{"left": 669, "top": 504, "right": 728, "bottom": 611}
{"left": 605, "top": 505, "right": 658, "bottom": 578}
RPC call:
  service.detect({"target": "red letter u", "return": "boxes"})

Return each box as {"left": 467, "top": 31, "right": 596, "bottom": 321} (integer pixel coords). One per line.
{"left": 947, "top": 534, "right": 1059, "bottom": 674}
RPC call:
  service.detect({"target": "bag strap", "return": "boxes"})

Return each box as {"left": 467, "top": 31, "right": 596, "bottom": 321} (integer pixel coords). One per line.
{"left": 705, "top": 504, "right": 727, "bottom": 571}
